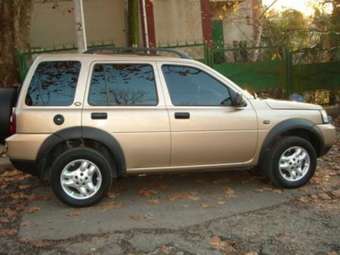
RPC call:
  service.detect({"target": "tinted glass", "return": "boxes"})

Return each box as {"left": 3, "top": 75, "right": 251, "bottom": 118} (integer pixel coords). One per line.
{"left": 26, "top": 61, "right": 81, "bottom": 106}
{"left": 162, "top": 65, "right": 232, "bottom": 106}
{"left": 88, "top": 64, "right": 157, "bottom": 106}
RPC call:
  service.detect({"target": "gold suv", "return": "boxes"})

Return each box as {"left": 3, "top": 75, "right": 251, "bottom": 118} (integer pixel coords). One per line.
{"left": 0, "top": 49, "right": 336, "bottom": 207}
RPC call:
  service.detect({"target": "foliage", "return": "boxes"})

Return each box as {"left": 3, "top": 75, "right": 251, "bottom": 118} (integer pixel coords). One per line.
{"left": 262, "top": 9, "right": 312, "bottom": 50}
{"left": 210, "top": 0, "right": 245, "bottom": 20}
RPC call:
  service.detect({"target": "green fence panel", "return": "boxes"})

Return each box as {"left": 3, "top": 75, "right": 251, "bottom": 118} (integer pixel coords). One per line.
{"left": 212, "top": 60, "right": 286, "bottom": 91}
{"left": 292, "top": 61, "right": 340, "bottom": 92}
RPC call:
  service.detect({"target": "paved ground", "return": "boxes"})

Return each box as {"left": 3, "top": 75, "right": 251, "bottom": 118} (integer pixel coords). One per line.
{"left": 0, "top": 131, "right": 340, "bottom": 255}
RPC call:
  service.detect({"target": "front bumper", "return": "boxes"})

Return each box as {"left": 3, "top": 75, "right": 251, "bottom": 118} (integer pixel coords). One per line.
{"left": 317, "top": 124, "right": 336, "bottom": 156}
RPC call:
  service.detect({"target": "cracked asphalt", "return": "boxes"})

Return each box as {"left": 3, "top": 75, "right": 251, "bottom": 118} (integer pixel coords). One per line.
{"left": 0, "top": 130, "right": 340, "bottom": 255}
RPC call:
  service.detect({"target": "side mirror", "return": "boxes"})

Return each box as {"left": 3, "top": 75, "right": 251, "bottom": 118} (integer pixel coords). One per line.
{"left": 231, "top": 92, "right": 247, "bottom": 107}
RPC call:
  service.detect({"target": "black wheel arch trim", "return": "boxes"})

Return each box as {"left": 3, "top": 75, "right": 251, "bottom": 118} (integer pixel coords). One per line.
{"left": 36, "top": 126, "right": 126, "bottom": 178}
{"left": 260, "top": 118, "right": 325, "bottom": 159}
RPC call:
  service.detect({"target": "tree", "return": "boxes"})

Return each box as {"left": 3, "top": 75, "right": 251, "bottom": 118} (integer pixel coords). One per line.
{"left": 262, "top": 9, "right": 310, "bottom": 50}
{"left": 0, "top": 0, "right": 33, "bottom": 87}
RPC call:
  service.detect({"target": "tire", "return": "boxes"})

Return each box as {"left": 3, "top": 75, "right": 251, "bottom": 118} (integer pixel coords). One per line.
{"left": 0, "top": 88, "right": 18, "bottom": 144}
{"left": 50, "top": 147, "right": 113, "bottom": 207}
{"left": 262, "top": 136, "right": 317, "bottom": 188}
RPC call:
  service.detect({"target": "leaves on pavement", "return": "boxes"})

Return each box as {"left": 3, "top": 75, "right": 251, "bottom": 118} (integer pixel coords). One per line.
{"left": 168, "top": 192, "right": 200, "bottom": 201}
{"left": 209, "top": 235, "right": 236, "bottom": 253}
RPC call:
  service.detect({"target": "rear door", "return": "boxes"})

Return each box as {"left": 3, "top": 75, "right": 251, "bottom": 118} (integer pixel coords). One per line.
{"left": 82, "top": 61, "right": 171, "bottom": 171}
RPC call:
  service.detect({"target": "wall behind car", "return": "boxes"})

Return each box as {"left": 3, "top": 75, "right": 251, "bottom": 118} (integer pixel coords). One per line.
{"left": 30, "top": 0, "right": 127, "bottom": 49}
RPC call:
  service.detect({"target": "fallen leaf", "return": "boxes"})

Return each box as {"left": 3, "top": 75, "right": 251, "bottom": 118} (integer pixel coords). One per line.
{"left": 10, "top": 192, "right": 26, "bottom": 200}
{"left": 28, "top": 194, "right": 51, "bottom": 201}
{"left": 107, "top": 192, "right": 118, "bottom": 199}
{"left": 200, "top": 203, "right": 210, "bottom": 208}
{"left": 31, "top": 240, "right": 52, "bottom": 248}
{"left": 99, "top": 201, "right": 123, "bottom": 210}
{"left": 129, "top": 214, "right": 144, "bottom": 221}
{"left": 209, "top": 235, "right": 235, "bottom": 253}
{"left": 168, "top": 192, "right": 200, "bottom": 201}
{"left": 67, "top": 210, "right": 81, "bottom": 217}
{"left": 0, "top": 217, "right": 10, "bottom": 224}
{"left": 26, "top": 207, "right": 40, "bottom": 214}
{"left": 0, "top": 228, "right": 17, "bottom": 237}
{"left": 147, "top": 199, "right": 160, "bottom": 205}
{"left": 138, "top": 188, "right": 158, "bottom": 197}
{"left": 159, "top": 245, "right": 171, "bottom": 254}
{"left": 3, "top": 208, "right": 17, "bottom": 218}
{"left": 224, "top": 187, "right": 236, "bottom": 198}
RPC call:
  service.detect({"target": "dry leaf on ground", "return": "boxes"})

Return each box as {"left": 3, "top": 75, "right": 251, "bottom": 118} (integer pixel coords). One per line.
{"left": 168, "top": 192, "right": 200, "bottom": 201}
{"left": 138, "top": 188, "right": 158, "bottom": 197}
{"left": 26, "top": 207, "right": 40, "bottom": 214}
{"left": 147, "top": 199, "right": 160, "bottom": 205}
{"left": 209, "top": 235, "right": 235, "bottom": 253}
{"left": 0, "top": 228, "right": 17, "bottom": 237}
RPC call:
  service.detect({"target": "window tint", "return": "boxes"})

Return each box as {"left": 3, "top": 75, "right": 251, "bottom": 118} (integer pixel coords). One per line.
{"left": 88, "top": 64, "right": 157, "bottom": 106}
{"left": 162, "top": 65, "right": 232, "bottom": 106}
{"left": 26, "top": 61, "right": 80, "bottom": 106}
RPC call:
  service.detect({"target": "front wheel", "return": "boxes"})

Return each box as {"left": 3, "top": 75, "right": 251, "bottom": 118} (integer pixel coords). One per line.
{"left": 262, "top": 136, "right": 317, "bottom": 188}
{"left": 50, "top": 147, "right": 113, "bottom": 207}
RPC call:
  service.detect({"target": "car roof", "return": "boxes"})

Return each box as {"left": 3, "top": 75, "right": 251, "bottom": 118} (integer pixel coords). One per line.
{"left": 35, "top": 53, "right": 197, "bottom": 63}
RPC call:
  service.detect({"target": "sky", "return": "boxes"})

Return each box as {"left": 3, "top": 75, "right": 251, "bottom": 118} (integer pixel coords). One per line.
{"left": 262, "top": 0, "right": 332, "bottom": 16}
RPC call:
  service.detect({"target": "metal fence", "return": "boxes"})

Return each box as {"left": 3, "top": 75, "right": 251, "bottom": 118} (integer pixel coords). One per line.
{"left": 16, "top": 42, "right": 116, "bottom": 82}
{"left": 17, "top": 43, "right": 340, "bottom": 100}
{"left": 205, "top": 46, "right": 340, "bottom": 97}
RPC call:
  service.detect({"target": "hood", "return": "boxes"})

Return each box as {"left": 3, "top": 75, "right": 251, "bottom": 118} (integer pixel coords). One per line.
{"left": 264, "top": 99, "right": 322, "bottom": 110}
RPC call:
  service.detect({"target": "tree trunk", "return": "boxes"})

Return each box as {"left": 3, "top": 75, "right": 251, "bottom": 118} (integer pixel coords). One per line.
{"left": 331, "top": 0, "right": 340, "bottom": 47}
{"left": 0, "top": 0, "right": 32, "bottom": 87}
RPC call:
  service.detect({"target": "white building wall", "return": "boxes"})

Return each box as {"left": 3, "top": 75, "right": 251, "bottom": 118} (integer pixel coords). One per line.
{"left": 153, "top": 0, "right": 203, "bottom": 46}
{"left": 222, "top": 0, "right": 255, "bottom": 47}
{"left": 30, "top": 0, "right": 127, "bottom": 49}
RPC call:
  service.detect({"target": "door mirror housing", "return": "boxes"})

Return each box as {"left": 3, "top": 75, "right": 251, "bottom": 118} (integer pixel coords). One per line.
{"left": 231, "top": 92, "right": 247, "bottom": 107}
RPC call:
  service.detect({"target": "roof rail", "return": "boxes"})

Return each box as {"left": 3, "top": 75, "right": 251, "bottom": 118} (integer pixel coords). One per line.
{"left": 84, "top": 47, "right": 192, "bottom": 59}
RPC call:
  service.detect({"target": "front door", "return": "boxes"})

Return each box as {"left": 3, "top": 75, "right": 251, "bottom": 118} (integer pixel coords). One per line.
{"left": 159, "top": 63, "right": 257, "bottom": 167}
{"left": 82, "top": 62, "right": 171, "bottom": 171}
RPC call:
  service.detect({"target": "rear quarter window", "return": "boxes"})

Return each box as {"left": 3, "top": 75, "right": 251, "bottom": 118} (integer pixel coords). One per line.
{"left": 25, "top": 61, "right": 81, "bottom": 106}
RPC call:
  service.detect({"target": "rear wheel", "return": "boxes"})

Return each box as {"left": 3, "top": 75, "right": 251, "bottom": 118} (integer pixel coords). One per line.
{"left": 262, "top": 136, "right": 317, "bottom": 188}
{"left": 50, "top": 147, "right": 113, "bottom": 207}
{"left": 0, "top": 88, "right": 18, "bottom": 144}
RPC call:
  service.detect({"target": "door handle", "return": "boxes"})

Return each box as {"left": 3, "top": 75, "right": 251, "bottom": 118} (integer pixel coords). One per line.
{"left": 175, "top": 112, "right": 190, "bottom": 119}
{"left": 91, "top": 112, "right": 108, "bottom": 120}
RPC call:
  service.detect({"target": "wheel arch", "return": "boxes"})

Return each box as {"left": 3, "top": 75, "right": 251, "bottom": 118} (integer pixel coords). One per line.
{"left": 260, "top": 118, "right": 325, "bottom": 162}
{"left": 36, "top": 126, "right": 126, "bottom": 179}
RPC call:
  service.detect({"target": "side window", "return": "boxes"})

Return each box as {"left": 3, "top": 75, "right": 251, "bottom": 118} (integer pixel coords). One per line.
{"left": 162, "top": 65, "right": 232, "bottom": 106}
{"left": 26, "top": 61, "right": 81, "bottom": 106}
{"left": 88, "top": 64, "right": 158, "bottom": 106}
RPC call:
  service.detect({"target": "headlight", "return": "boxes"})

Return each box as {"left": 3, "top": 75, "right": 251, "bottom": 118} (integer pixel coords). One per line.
{"left": 320, "top": 109, "right": 329, "bottom": 124}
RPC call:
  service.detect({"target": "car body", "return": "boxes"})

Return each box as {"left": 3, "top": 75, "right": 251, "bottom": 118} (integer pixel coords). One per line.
{"left": 2, "top": 52, "right": 336, "bottom": 206}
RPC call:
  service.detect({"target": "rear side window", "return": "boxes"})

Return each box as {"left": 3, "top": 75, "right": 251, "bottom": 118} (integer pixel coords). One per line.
{"left": 88, "top": 64, "right": 158, "bottom": 106}
{"left": 26, "top": 61, "right": 81, "bottom": 106}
